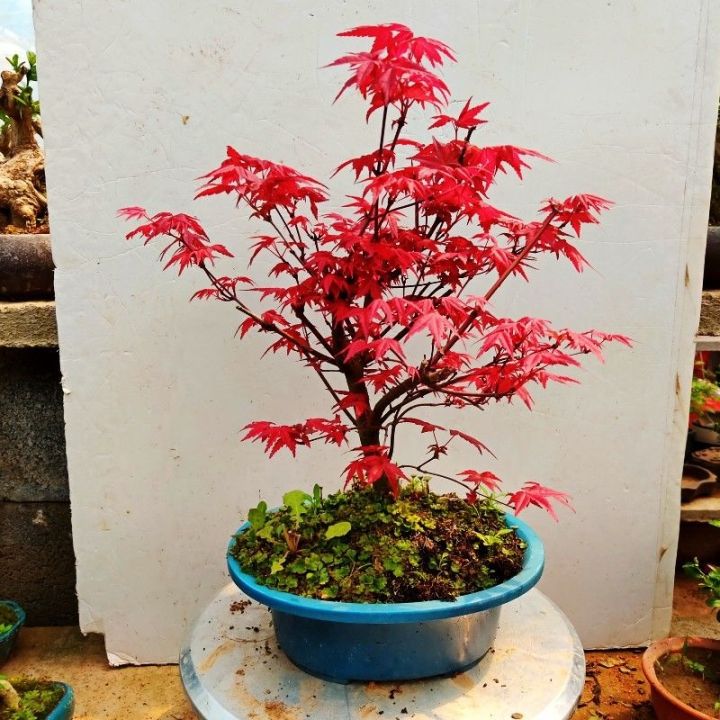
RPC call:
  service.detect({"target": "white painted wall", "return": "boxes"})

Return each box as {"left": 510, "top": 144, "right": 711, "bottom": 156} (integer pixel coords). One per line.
{"left": 33, "top": 0, "right": 720, "bottom": 663}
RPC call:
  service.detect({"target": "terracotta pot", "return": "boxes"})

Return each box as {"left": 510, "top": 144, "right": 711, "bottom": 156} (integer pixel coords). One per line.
{"left": 0, "top": 233, "right": 54, "bottom": 299}
{"left": 693, "top": 424, "right": 720, "bottom": 446}
{"left": 642, "top": 637, "right": 720, "bottom": 720}
{"left": 691, "top": 446, "right": 720, "bottom": 475}
{"left": 682, "top": 464, "right": 717, "bottom": 503}
{"left": 676, "top": 521, "right": 720, "bottom": 566}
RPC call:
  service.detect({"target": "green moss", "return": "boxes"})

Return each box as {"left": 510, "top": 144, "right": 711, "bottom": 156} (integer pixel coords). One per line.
{"left": 0, "top": 606, "right": 17, "bottom": 636}
{"left": 0, "top": 680, "right": 64, "bottom": 720}
{"left": 230, "top": 485, "right": 525, "bottom": 603}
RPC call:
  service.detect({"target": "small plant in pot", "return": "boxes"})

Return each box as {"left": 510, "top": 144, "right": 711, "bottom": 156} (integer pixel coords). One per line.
{"left": 690, "top": 377, "right": 720, "bottom": 447}
{"left": 121, "top": 23, "right": 629, "bottom": 683}
{"left": 0, "top": 676, "right": 74, "bottom": 720}
{"left": 0, "top": 602, "right": 25, "bottom": 665}
{"left": 642, "top": 558, "right": 720, "bottom": 719}
{"left": 0, "top": 50, "right": 47, "bottom": 234}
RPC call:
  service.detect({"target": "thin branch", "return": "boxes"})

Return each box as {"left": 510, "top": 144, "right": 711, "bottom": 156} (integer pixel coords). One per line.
{"left": 293, "top": 306, "right": 335, "bottom": 356}
{"left": 197, "top": 260, "right": 337, "bottom": 365}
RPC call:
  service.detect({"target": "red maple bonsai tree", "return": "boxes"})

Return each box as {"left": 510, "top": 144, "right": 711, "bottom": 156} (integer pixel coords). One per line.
{"left": 120, "top": 23, "right": 629, "bottom": 520}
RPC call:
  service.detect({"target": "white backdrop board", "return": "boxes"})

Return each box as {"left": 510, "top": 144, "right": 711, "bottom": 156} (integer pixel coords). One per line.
{"left": 33, "top": 0, "right": 720, "bottom": 663}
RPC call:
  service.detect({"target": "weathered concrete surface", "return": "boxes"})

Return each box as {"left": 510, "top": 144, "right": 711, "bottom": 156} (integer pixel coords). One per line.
{"left": 0, "top": 348, "right": 68, "bottom": 502}
{"left": 0, "top": 234, "right": 54, "bottom": 299}
{"left": 0, "top": 301, "right": 57, "bottom": 347}
{"left": 0, "top": 501, "right": 77, "bottom": 625}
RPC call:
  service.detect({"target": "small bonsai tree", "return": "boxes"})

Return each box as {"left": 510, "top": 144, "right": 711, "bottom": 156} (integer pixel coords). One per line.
{"left": 0, "top": 51, "right": 46, "bottom": 233}
{"left": 121, "top": 24, "right": 628, "bottom": 518}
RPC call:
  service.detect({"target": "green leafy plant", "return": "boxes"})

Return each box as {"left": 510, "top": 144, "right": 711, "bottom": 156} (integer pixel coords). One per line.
{"left": 684, "top": 557, "right": 720, "bottom": 616}
{"left": 690, "top": 377, "right": 720, "bottom": 432}
{"left": 0, "top": 677, "right": 63, "bottom": 720}
{"left": 232, "top": 483, "right": 524, "bottom": 602}
{"left": 0, "top": 604, "right": 17, "bottom": 636}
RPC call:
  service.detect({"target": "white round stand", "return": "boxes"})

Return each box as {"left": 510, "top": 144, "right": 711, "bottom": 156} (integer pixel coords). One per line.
{"left": 180, "top": 585, "right": 585, "bottom": 720}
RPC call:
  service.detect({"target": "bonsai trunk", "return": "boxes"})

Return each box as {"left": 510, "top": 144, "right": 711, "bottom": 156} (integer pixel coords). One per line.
{"left": 340, "top": 344, "right": 394, "bottom": 496}
{"left": 0, "top": 67, "right": 46, "bottom": 232}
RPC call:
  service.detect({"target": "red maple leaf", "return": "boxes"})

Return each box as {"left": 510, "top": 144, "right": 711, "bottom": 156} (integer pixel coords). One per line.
{"left": 508, "top": 482, "right": 573, "bottom": 521}
{"left": 458, "top": 470, "right": 502, "bottom": 493}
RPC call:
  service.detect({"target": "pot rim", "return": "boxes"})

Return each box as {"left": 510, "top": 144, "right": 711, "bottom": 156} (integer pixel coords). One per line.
{"left": 691, "top": 449, "right": 720, "bottom": 460}
{"left": 226, "top": 512, "right": 544, "bottom": 623}
{"left": 46, "top": 682, "right": 74, "bottom": 720}
{"left": 683, "top": 464, "right": 717, "bottom": 481}
{"left": 642, "top": 637, "right": 720, "bottom": 720}
{"left": 0, "top": 600, "right": 25, "bottom": 641}
{"left": 691, "top": 423, "right": 720, "bottom": 437}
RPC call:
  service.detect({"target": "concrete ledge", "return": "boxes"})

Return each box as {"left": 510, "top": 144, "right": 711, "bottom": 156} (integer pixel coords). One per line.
{"left": 695, "top": 335, "right": 720, "bottom": 350}
{"left": 0, "top": 301, "right": 58, "bottom": 347}
{"left": 681, "top": 488, "right": 720, "bottom": 521}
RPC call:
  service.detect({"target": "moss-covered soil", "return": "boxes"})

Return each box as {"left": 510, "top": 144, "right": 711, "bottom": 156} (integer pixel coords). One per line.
{"left": 0, "top": 605, "right": 17, "bottom": 636}
{"left": 230, "top": 485, "right": 525, "bottom": 603}
{"left": 0, "top": 679, "right": 64, "bottom": 720}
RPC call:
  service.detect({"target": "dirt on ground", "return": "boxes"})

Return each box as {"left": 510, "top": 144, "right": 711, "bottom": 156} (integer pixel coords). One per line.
{"left": 571, "top": 572, "right": 720, "bottom": 719}
{"left": 572, "top": 650, "right": 655, "bottom": 720}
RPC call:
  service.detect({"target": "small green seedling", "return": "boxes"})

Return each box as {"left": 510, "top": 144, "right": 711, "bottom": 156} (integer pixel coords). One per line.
{"left": 283, "top": 490, "right": 313, "bottom": 525}
{"left": 247, "top": 501, "right": 268, "bottom": 530}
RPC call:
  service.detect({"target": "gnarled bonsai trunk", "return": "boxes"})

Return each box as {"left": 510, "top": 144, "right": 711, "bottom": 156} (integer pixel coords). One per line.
{"left": 0, "top": 67, "right": 46, "bottom": 233}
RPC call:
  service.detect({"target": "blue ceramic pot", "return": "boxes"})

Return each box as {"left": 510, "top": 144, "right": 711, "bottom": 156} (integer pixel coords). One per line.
{"left": 47, "top": 683, "right": 75, "bottom": 720}
{"left": 227, "top": 513, "right": 544, "bottom": 683}
{"left": 0, "top": 601, "right": 25, "bottom": 664}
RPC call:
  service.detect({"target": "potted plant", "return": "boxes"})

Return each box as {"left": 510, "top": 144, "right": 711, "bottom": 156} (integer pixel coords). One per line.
{"left": 690, "top": 377, "right": 720, "bottom": 447}
{"left": 121, "top": 23, "right": 628, "bottom": 683}
{"left": 0, "top": 50, "right": 53, "bottom": 301}
{"left": 0, "top": 676, "right": 74, "bottom": 720}
{"left": 0, "top": 602, "right": 24, "bottom": 665}
{"left": 642, "top": 559, "right": 720, "bottom": 719}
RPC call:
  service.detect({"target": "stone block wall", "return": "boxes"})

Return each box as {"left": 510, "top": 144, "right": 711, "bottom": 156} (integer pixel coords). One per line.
{"left": 0, "top": 347, "right": 77, "bottom": 625}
